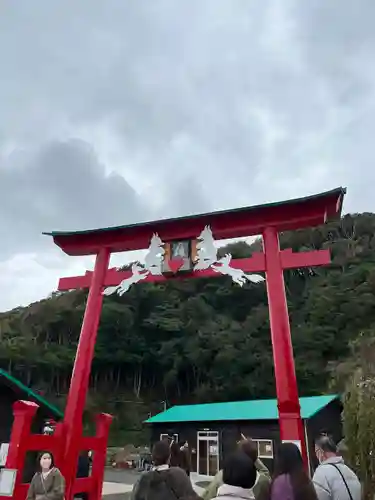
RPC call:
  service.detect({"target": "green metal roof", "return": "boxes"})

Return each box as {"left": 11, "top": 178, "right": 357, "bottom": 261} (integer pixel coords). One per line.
{"left": 0, "top": 368, "right": 64, "bottom": 419}
{"left": 145, "top": 395, "right": 339, "bottom": 424}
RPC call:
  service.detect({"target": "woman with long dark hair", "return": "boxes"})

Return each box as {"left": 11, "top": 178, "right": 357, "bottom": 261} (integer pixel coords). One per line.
{"left": 26, "top": 451, "right": 65, "bottom": 500}
{"left": 268, "top": 443, "right": 317, "bottom": 500}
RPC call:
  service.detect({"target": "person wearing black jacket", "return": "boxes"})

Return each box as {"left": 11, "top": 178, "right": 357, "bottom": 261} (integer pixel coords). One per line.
{"left": 75, "top": 451, "right": 90, "bottom": 500}
{"left": 132, "top": 441, "right": 199, "bottom": 500}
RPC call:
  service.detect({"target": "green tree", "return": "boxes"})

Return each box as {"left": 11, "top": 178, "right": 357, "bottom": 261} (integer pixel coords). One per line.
{"left": 337, "top": 332, "right": 375, "bottom": 499}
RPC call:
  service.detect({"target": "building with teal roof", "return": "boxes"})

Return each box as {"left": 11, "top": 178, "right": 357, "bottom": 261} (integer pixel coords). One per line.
{"left": 146, "top": 394, "right": 342, "bottom": 476}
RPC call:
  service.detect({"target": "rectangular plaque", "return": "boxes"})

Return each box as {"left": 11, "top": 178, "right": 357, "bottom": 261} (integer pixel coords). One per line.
{"left": 0, "top": 469, "right": 17, "bottom": 497}
{"left": 163, "top": 240, "right": 193, "bottom": 272}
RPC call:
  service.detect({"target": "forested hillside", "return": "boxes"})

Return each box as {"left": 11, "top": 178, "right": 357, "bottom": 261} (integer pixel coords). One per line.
{"left": 1, "top": 212, "right": 375, "bottom": 444}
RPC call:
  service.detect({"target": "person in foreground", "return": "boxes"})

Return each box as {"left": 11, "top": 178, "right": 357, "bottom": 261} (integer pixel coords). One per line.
{"left": 132, "top": 440, "right": 199, "bottom": 500}
{"left": 202, "top": 438, "right": 270, "bottom": 500}
{"left": 26, "top": 451, "right": 65, "bottom": 500}
{"left": 313, "top": 435, "right": 361, "bottom": 500}
{"left": 211, "top": 451, "right": 257, "bottom": 500}
{"left": 268, "top": 442, "right": 317, "bottom": 500}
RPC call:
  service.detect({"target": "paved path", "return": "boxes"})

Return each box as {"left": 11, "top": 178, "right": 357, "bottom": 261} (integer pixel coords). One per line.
{"left": 102, "top": 470, "right": 137, "bottom": 497}
{"left": 104, "top": 469, "right": 139, "bottom": 485}
{"left": 103, "top": 481, "right": 133, "bottom": 494}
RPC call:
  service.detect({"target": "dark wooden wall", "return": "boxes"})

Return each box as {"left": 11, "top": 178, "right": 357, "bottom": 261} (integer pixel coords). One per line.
{"left": 150, "top": 419, "right": 281, "bottom": 473}
{"left": 237, "top": 420, "right": 280, "bottom": 473}
{"left": 151, "top": 422, "right": 200, "bottom": 472}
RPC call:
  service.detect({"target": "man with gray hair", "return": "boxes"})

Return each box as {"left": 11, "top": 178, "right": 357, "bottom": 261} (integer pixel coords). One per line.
{"left": 313, "top": 434, "right": 361, "bottom": 500}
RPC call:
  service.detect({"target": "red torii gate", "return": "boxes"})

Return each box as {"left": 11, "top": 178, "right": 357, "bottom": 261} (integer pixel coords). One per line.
{"left": 25, "top": 187, "right": 344, "bottom": 498}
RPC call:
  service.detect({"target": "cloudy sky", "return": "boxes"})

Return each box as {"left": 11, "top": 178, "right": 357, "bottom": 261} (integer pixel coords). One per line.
{"left": 0, "top": 0, "right": 374, "bottom": 312}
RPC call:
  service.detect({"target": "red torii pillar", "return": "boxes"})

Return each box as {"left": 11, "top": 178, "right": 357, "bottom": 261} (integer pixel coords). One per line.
{"left": 61, "top": 248, "right": 110, "bottom": 500}
{"left": 263, "top": 227, "right": 307, "bottom": 460}
{"left": 45, "top": 187, "right": 345, "bottom": 482}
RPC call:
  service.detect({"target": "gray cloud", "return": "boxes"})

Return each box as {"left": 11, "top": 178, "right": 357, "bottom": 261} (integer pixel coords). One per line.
{"left": 0, "top": 138, "right": 211, "bottom": 260}
{"left": 0, "top": 0, "right": 375, "bottom": 309}
{"left": 1, "top": 0, "right": 374, "bottom": 197}
{"left": 0, "top": 139, "right": 149, "bottom": 259}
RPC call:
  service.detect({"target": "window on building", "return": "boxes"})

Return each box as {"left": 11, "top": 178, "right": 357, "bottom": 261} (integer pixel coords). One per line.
{"left": 160, "top": 433, "right": 179, "bottom": 443}
{"left": 197, "top": 431, "right": 219, "bottom": 439}
{"left": 253, "top": 439, "right": 274, "bottom": 459}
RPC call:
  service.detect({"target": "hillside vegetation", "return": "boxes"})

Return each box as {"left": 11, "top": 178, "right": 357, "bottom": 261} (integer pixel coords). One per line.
{"left": 1, "top": 213, "right": 375, "bottom": 444}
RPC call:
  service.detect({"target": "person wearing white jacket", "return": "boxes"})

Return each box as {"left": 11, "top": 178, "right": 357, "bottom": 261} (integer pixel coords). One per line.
{"left": 313, "top": 435, "right": 361, "bottom": 500}
{"left": 212, "top": 451, "right": 257, "bottom": 500}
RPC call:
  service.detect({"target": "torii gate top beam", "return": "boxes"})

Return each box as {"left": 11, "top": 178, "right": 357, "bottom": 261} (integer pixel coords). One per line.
{"left": 43, "top": 187, "right": 346, "bottom": 256}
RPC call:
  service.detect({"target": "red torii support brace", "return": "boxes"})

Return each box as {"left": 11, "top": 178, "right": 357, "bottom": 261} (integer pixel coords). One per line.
{"left": 59, "top": 240, "right": 331, "bottom": 470}
{"left": 58, "top": 247, "right": 329, "bottom": 289}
